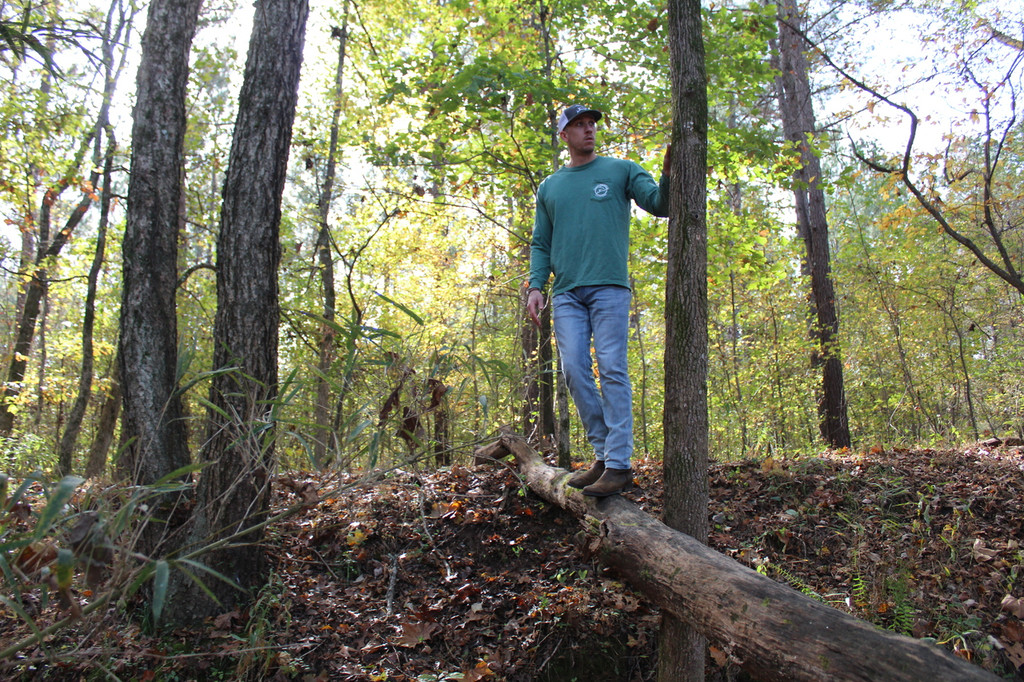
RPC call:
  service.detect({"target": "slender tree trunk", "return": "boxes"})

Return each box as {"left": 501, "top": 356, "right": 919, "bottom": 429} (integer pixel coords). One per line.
{"left": 85, "top": 358, "right": 121, "bottom": 479}
{"left": 330, "top": 209, "right": 394, "bottom": 436}
{"left": 725, "top": 166, "right": 750, "bottom": 454}
{"left": 937, "top": 289, "right": 980, "bottom": 440}
{"left": 0, "top": 166, "right": 99, "bottom": 437}
{"left": 58, "top": 142, "right": 112, "bottom": 476}
{"left": 2, "top": 54, "right": 50, "bottom": 418}
{"left": 35, "top": 292, "right": 49, "bottom": 432}
{"left": 313, "top": 8, "right": 350, "bottom": 466}
{"left": 521, "top": 0, "right": 557, "bottom": 449}
{"left": 629, "top": 276, "right": 650, "bottom": 456}
{"left": 58, "top": 2, "right": 132, "bottom": 475}
{"left": 519, "top": 272, "right": 542, "bottom": 437}
{"left": 774, "top": 0, "right": 851, "bottom": 449}
{"left": 853, "top": 222, "right": 936, "bottom": 434}
{"left": 119, "top": 0, "right": 202, "bottom": 488}
{"left": 767, "top": 299, "right": 789, "bottom": 452}
{"left": 170, "top": 0, "right": 309, "bottom": 626}
{"left": 662, "top": 0, "right": 709, "bottom": 679}
{"left": 555, "top": 355, "right": 571, "bottom": 467}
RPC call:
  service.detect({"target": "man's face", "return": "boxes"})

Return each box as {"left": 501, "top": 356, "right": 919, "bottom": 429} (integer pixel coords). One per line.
{"left": 559, "top": 114, "right": 598, "bottom": 154}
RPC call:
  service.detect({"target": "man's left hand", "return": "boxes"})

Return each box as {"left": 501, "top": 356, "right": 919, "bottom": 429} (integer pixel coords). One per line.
{"left": 526, "top": 288, "right": 546, "bottom": 327}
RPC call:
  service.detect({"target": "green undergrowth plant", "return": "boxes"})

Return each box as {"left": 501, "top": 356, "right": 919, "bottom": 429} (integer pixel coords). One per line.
{"left": 0, "top": 433, "right": 54, "bottom": 477}
{"left": 236, "top": 569, "right": 297, "bottom": 680}
{"left": 0, "top": 464, "right": 237, "bottom": 663}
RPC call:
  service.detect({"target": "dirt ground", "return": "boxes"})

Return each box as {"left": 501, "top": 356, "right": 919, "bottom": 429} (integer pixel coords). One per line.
{"left": 2, "top": 443, "right": 1023, "bottom": 680}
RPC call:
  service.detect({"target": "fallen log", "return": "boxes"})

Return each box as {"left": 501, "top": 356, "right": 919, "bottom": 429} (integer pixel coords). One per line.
{"left": 498, "top": 434, "right": 997, "bottom": 682}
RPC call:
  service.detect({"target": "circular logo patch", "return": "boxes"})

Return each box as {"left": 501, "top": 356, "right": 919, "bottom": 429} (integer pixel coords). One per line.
{"left": 593, "top": 183, "right": 609, "bottom": 199}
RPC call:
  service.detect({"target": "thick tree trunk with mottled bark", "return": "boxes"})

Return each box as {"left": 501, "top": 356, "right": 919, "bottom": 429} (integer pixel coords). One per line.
{"left": 167, "top": 0, "right": 309, "bottom": 626}
{"left": 119, "top": 0, "right": 202, "bottom": 487}
{"left": 500, "top": 436, "right": 997, "bottom": 682}
{"left": 775, "top": 0, "right": 850, "bottom": 449}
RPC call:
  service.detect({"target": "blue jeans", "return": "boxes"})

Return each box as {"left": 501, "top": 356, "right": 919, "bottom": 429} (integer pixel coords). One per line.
{"left": 552, "top": 285, "right": 633, "bottom": 470}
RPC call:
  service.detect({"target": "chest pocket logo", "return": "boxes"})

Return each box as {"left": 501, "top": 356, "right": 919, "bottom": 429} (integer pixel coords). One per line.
{"left": 593, "top": 182, "right": 610, "bottom": 200}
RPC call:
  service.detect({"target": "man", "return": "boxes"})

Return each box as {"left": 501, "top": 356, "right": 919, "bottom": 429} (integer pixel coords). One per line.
{"left": 527, "top": 104, "right": 671, "bottom": 497}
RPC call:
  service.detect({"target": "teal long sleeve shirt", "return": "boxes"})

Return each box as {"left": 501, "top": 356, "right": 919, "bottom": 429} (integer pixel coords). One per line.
{"left": 528, "top": 155, "right": 669, "bottom": 296}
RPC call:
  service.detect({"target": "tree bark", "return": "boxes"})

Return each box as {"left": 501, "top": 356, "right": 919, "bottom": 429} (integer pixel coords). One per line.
{"left": 57, "top": 139, "right": 113, "bottom": 476}
{"left": 172, "top": 0, "right": 309, "bottom": 625}
{"left": 522, "top": 6, "right": 559, "bottom": 449}
{"left": 502, "top": 436, "right": 998, "bottom": 682}
{"left": 119, "top": 0, "right": 202, "bottom": 486}
{"left": 58, "top": 1, "right": 131, "bottom": 475}
{"left": 774, "top": 0, "right": 851, "bottom": 450}
{"left": 313, "top": 9, "right": 349, "bottom": 466}
{"left": 664, "top": 0, "right": 709, "bottom": 679}
{"left": 84, "top": 359, "right": 121, "bottom": 479}
{"left": 0, "top": 161, "right": 101, "bottom": 438}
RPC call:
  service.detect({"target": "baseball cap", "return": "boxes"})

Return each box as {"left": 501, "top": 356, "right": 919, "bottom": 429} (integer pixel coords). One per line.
{"left": 557, "top": 104, "right": 602, "bottom": 133}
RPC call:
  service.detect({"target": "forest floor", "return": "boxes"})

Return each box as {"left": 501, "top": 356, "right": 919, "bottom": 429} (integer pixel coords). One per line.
{"left": 2, "top": 442, "right": 1024, "bottom": 681}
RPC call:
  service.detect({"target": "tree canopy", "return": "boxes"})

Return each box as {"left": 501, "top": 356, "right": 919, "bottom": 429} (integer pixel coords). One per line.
{"left": 0, "top": 0, "right": 1020, "bottom": 471}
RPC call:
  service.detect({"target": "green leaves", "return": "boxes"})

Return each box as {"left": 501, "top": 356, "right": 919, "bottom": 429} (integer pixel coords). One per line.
{"left": 151, "top": 559, "right": 169, "bottom": 622}
{"left": 33, "top": 475, "right": 83, "bottom": 541}
{"left": 0, "top": 17, "right": 57, "bottom": 74}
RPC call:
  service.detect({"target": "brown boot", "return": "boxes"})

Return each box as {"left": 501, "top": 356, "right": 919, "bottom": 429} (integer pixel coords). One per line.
{"left": 567, "top": 461, "right": 605, "bottom": 489}
{"left": 582, "top": 467, "right": 633, "bottom": 497}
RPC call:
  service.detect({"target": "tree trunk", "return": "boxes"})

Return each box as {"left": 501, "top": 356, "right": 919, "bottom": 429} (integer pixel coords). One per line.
{"left": 774, "top": 0, "right": 851, "bottom": 450}
{"left": 84, "top": 359, "right": 121, "bottom": 479}
{"left": 171, "top": 0, "right": 309, "bottom": 625}
{"left": 521, "top": 6, "right": 559, "bottom": 448}
{"left": 664, "top": 0, "right": 709, "bottom": 678}
{"left": 519, "top": 281, "right": 542, "bottom": 437}
{"left": 0, "top": 168, "right": 100, "bottom": 438}
{"left": 313, "top": 8, "right": 349, "bottom": 466}
{"left": 119, "top": 0, "right": 202, "bottom": 487}
{"left": 57, "top": 140, "right": 113, "bottom": 476}
{"left": 58, "top": 2, "right": 131, "bottom": 474}
{"left": 501, "top": 436, "right": 998, "bottom": 682}
{"left": 555, "top": 355, "right": 571, "bottom": 468}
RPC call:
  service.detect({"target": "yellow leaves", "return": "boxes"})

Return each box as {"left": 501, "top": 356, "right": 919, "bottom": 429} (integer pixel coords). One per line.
{"left": 464, "top": 660, "right": 495, "bottom": 680}
{"left": 428, "top": 498, "right": 467, "bottom": 521}
{"left": 346, "top": 526, "right": 368, "bottom": 547}
{"left": 79, "top": 179, "right": 98, "bottom": 201}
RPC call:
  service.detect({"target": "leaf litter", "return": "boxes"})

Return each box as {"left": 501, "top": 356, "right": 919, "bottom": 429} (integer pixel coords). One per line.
{"left": 0, "top": 443, "right": 1022, "bottom": 680}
